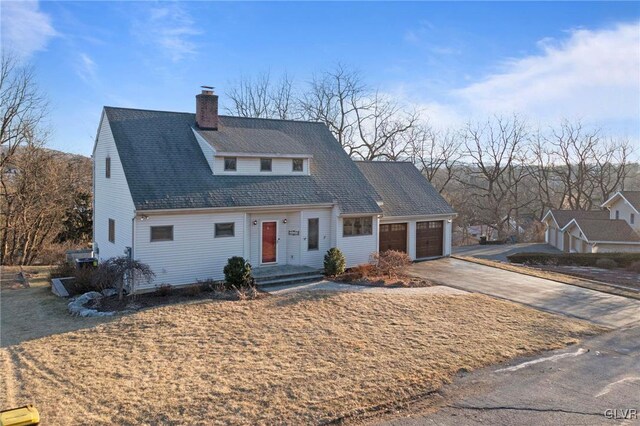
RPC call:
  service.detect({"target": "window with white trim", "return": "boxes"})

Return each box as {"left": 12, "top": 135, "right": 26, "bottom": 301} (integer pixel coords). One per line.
{"left": 150, "top": 226, "right": 173, "bottom": 242}
{"left": 214, "top": 222, "right": 235, "bottom": 238}
{"left": 224, "top": 157, "right": 237, "bottom": 171}
{"left": 260, "top": 158, "right": 272, "bottom": 172}
{"left": 343, "top": 217, "right": 373, "bottom": 237}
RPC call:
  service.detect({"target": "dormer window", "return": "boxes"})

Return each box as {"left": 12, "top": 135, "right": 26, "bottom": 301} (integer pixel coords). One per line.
{"left": 292, "top": 158, "right": 303, "bottom": 172}
{"left": 260, "top": 158, "right": 272, "bottom": 172}
{"left": 224, "top": 157, "right": 237, "bottom": 171}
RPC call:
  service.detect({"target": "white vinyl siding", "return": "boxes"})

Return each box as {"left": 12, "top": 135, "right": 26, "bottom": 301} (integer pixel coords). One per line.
{"left": 593, "top": 243, "right": 640, "bottom": 253}
{"left": 336, "top": 215, "right": 379, "bottom": 267}
{"left": 191, "top": 128, "right": 216, "bottom": 173}
{"left": 134, "top": 212, "right": 245, "bottom": 289}
{"left": 93, "top": 112, "right": 135, "bottom": 261}
{"left": 609, "top": 198, "right": 640, "bottom": 233}
{"left": 213, "top": 156, "right": 309, "bottom": 175}
{"left": 300, "top": 209, "right": 332, "bottom": 268}
{"left": 285, "top": 212, "right": 302, "bottom": 265}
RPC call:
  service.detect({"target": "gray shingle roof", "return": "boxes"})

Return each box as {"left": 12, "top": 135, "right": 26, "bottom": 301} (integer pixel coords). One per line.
{"left": 197, "top": 124, "right": 310, "bottom": 155}
{"left": 104, "top": 107, "right": 382, "bottom": 213}
{"left": 355, "top": 161, "right": 456, "bottom": 217}
{"left": 550, "top": 209, "right": 609, "bottom": 228}
{"left": 620, "top": 191, "right": 640, "bottom": 211}
{"left": 570, "top": 218, "right": 640, "bottom": 242}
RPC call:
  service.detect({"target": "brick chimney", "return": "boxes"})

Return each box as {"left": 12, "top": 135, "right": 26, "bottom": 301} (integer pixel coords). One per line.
{"left": 196, "top": 86, "right": 218, "bottom": 130}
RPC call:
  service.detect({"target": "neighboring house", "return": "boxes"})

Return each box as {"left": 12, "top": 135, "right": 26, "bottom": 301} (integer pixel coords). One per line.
{"left": 542, "top": 191, "right": 640, "bottom": 253}
{"left": 92, "top": 89, "right": 456, "bottom": 290}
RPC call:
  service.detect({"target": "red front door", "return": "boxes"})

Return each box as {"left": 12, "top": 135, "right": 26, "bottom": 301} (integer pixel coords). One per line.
{"left": 262, "top": 221, "right": 277, "bottom": 263}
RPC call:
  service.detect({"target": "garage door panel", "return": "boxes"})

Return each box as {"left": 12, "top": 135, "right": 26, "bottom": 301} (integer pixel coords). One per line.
{"left": 379, "top": 223, "right": 408, "bottom": 253}
{"left": 416, "top": 221, "right": 443, "bottom": 258}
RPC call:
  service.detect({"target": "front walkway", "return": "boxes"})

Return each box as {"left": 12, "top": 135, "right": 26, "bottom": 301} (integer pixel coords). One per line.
{"left": 265, "top": 280, "right": 468, "bottom": 296}
{"left": 408, "top": 258, "right": 640, "bottom": 328}
{"left": 252, "top": 264, "right": 319, "bottom": 279}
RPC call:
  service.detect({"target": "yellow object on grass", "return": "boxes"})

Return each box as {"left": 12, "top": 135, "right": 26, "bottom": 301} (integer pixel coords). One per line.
{"left": 0, "top": 405, "right": 40, "bottom": 426}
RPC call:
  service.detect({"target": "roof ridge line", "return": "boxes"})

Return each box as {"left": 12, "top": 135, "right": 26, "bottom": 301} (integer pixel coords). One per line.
{"left": 103, "top": 106, "right": 323, "bottom": 125}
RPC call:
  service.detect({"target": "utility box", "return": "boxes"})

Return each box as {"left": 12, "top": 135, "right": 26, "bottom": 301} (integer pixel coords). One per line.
{"left": 75, "top": 257, "right": 98, "bottom": 269}
{"left": 0, "top": 405, "right": 40, "bottom": 426}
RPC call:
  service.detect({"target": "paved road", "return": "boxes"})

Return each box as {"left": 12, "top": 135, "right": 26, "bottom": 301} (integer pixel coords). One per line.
{"left": 453, "top": 243, "right": 560, "bottom": 262}
{"left": 408, "top": 258, "right": 640, "bottom": 328}
{"left": 373, "top": 324, "right": 640, "bottom": 426}
{"left": 266, "top": 281, "right": 468, "bottom": 296}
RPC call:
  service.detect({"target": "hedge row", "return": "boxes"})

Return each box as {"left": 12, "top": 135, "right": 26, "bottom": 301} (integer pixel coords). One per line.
{"left": 507, "top": 252, "right": 640, "bottom": 268}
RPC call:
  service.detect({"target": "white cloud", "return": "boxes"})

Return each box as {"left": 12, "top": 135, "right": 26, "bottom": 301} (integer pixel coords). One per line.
{"left": 76, "top": 53, "right": 97, "bottom": 83}
{"left": 133, "top": 3, "right": 201, "bottom": 62}
{"left": 454, "top": 21, "right": 640, "bottom": 124}
{"left": 1, "top": 1, "right": 57, "bottom": 60}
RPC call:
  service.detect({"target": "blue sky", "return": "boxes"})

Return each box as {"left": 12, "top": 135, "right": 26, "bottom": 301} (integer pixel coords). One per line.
{"left": 2, "top": 1, "right": 639, "bottom": 156}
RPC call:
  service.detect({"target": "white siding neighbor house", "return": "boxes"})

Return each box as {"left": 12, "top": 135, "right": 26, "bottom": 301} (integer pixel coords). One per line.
{"left": 92, "top": 89, "right": 456, "bottom": 291}
{"left": 542, "top": 191, "right": 640, "bottom": 254}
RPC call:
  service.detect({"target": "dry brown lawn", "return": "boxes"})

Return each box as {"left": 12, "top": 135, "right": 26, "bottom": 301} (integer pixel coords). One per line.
{"left": 0, "top": 265, "right": 52, "bottom": 290}
{"left": 1, "top": 292, "right": 602, "bottom": 425}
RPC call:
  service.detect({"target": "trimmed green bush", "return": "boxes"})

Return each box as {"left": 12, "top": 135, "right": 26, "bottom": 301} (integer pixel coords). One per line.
{"left": 507, "top": 252, "right": 640, "bottom": 268}
{"left": 324, "top": 248, "right": 346, "bottom": 276}
{"left": 223, "top": 256, "right": 254, "bottom": 288}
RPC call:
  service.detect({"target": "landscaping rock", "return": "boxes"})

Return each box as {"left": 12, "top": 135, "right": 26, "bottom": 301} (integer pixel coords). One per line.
{"left": 101, "top": 288, "right": 117, "bottom": 297}
{"left": 68, "top": 291, "right": 115, "bottom": 317}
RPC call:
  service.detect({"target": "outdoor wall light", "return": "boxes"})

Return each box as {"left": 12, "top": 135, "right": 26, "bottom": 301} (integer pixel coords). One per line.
{"left": 253, "top": 220, "right": 258, "bottom": 226}
{"left": 140, "top": 215, "right": 149, "bottom": 221}
{"left": 283, "top": 218, "right": 288, "bottom": 224}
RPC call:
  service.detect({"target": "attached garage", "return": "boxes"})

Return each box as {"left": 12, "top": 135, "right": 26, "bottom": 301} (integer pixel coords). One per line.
{"left": 355, "top": 161, "right": 456, "bottom": 260}
{"left": 416, "top": 221, "right": 443, "bottom": 258}
{"left": 379, "top": 223, "right": 408, "bottom": 253}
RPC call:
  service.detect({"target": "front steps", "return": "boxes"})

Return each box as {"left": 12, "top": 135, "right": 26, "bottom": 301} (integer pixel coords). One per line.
{"left": 253, "top": 265, "right": 324, "bottom": 287}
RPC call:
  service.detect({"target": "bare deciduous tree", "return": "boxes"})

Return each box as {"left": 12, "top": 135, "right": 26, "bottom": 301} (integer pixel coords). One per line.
{"left": 226, "top": 71, "right": 294, "bottom": 119}
{"left": 299, "top": 64, "right": 420, "bottom": 160}
{"left": 456, "top": 115, "right": 530, "bottom": 239}
{"left": 408, "top": 125, "right": 462, "bottom": 193}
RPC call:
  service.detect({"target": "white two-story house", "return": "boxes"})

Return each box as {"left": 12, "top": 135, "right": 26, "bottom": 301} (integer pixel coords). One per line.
{"left": 92, "top": 89, "right": 456, "bottom": 291}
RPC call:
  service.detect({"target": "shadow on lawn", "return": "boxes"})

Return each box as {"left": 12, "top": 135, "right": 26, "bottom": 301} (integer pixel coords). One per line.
{"left": 0, "top": 286, "right": 118, "bottom": 347}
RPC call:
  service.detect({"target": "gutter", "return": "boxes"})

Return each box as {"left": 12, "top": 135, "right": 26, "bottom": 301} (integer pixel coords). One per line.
{"left": 137, "top": 202, "right": 336, "bottom": 216}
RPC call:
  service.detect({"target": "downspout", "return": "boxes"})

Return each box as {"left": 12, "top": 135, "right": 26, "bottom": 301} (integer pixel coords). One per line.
{"left": 131, "top": 212, "right": 136, "bottom": 293}
{"left": 91, "top": 154, "right": 96, "bottom": 258}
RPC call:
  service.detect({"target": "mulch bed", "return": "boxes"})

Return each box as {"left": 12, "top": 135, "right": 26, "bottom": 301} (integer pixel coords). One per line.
{"left": 91, "top": 286, "right": 268, "bottom": 313}
{"left": 335, "top": 273, "right": 435, "bottom": 288}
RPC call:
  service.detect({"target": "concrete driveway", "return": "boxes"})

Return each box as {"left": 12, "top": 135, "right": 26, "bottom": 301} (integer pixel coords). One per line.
{"left": 408, "top": 258, "right": 640, "bottom": 328}
{"left": 373, "top": 324, "right": 640, "bottom": 426}
{"left": 453, "top": 243, "right": 560, "bottom": 262}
